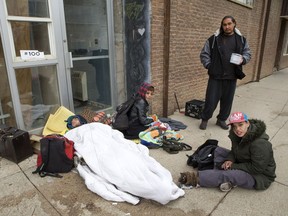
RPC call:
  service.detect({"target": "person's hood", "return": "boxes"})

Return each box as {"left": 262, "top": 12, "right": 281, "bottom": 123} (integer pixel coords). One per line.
{"left": 214, "top": 27, "right": 242, "bottom": 37}
{"left": 228, "top": 119, "right": 269, "bottom": 145}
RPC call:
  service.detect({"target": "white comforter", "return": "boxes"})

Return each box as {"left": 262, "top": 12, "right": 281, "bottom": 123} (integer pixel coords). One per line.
{"left": 64, "top": 123, "right": 184, "bottom": 205}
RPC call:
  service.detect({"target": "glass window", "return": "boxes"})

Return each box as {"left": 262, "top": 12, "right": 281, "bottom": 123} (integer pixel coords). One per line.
{"left": 0, "top": 36, "right": 16, "bottom": 126}
{"left": 15, "top": 66, "right": 60, "bottom": 130}
{"left": 6, "top": 0, "right": 49, "bottom": 18}
{"left": 64, "top": 0, "right": 108, "bottom": 57}
{"left": 71, "top": 59, "right": 111, "bottom": 112}
{"left": 11, "top": 21, "right": 50, "bottom": 57}
{"left": 228, "top": 0, "right": 254, "bottom": 8}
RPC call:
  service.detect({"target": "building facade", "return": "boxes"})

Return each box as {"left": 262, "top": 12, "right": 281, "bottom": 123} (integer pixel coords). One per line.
{"left": 0, "top": 0, "right": 287, "bottom": 134}
{"left": 150, "top": 0, "right": 288, "bottom": 116}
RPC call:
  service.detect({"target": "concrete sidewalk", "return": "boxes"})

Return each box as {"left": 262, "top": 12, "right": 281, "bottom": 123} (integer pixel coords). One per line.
{"left": 1, "top": 68, "right": 288, "bottom": 216}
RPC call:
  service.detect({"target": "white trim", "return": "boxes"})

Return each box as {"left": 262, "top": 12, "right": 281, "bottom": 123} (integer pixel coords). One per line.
{"left": 7, "top": 16, "right": 51, "bottom": 22}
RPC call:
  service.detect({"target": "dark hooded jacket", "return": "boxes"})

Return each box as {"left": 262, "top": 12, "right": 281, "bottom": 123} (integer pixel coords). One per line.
{"left": 128, "top": 96, "right": 153, "bottom": 126}
{"left": 200, "top": 28, "right": 251, "bottom": 80}
{"left": 127, "top": 83, "right": 154, "bottom": 126}
{"left": 227, "top": 119, "right": 276, "bottom": 190}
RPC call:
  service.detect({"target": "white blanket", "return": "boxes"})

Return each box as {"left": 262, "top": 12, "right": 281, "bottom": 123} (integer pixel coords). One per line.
{"left": 64, "top": 123, "right": 184, "bottom": 205}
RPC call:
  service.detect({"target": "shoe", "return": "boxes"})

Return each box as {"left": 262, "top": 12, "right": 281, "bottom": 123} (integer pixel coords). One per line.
{"left": 178, "top": 171, "right": 199, "bottom": 188}
{"left": 162, "top": 137, "right": 182, "bottom": 154}
{"left": 219, "top": 182, "right": 233, "bottom": 192}
{"left": 216, "top": 120, "right": 229, "bottom": 130}
{"left": 199, "top": 120, "right": 208, "bottom": 130}
{"left": 189, "top": 171, "right": 199, "bottom": 187}
{"left": 167, "top": 139, "right": 192, "bottom": 151}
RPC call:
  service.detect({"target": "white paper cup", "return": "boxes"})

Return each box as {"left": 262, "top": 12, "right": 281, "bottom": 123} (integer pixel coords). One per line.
{"left": 230, "top": 53, "right": 242, "bottom": 65}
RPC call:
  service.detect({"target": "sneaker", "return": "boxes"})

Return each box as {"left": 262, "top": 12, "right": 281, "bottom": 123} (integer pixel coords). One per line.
{"left": 199, "top": 120, "right": 208, "bottom": 130}
{"left": 219, "top": 182, "right": 233, "bottom": 192}
{"left": 216, "top": 120, "right": 229, "bottom": 130}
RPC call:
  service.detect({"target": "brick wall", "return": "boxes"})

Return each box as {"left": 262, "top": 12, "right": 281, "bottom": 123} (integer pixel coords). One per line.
{"left": 150, "top": 0, "right": 283, "bottom": 116}
{"left": 150, "top": 0, "right": 165, "bottom": 114}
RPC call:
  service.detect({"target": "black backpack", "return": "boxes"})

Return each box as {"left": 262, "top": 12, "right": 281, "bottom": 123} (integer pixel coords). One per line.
{"left": 187, "top": 139, "right": 218, "bottom": 170}
{"left": 112, "top": 95, "right": 136, "bottom": 131}
{"left": 32, "top": 135, "right": 75, "bottom": 178}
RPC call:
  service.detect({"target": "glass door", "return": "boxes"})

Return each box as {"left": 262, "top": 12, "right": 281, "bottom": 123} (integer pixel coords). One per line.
{"left": 0, "top": 0, "right": 115, "bottom": 132}
{"left": 63, "top": 0, "right": 113, "bottom": 113}
{"left": 0, "top": 0, "right": 64, "bottom": 132}
{"left": 0, "top": 34, "right": 16, "bottom": 126}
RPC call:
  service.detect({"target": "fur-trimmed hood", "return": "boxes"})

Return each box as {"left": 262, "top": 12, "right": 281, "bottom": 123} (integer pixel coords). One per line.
{"left": 228, "top": 119, "right": 269, "bottom": 145}
{"left": 214, "top": 27, "right": 242, "bottom": 37}
{"left": 210, "top": 28, "right": 245, "bottom": 50}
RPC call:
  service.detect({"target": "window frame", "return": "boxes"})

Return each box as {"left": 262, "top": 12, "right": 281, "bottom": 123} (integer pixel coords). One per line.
{"left": 228, "top": 0, "right": 254, "bottom": 9}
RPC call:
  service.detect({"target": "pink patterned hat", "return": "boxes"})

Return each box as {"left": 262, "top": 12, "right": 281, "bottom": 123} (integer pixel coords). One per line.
{"left": 228, "top": 112, "right": 249, "bottom": 125}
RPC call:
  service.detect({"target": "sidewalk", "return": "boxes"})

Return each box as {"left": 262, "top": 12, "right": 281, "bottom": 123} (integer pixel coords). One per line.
{"left": 1, "top": 68, "right": 288, "bottom": 216}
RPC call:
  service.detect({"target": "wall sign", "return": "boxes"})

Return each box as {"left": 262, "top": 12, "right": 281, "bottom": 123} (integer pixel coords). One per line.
{"left": 20, "top": 50, "right": 45, "bottom": 60}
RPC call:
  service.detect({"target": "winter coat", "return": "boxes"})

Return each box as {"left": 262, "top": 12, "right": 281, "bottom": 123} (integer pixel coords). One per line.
{"left": 127, "top": 96, "right": 153, "bottom": 127}
{"left": 227, "top": 119, "right": 276, "bottom": 190}
{"left": 200, "top": 28, "right": 251, "bottom": 80}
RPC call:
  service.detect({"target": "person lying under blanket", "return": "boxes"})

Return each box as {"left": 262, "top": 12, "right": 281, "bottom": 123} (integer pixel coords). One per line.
{"left": 64, "top": 122, "right": 185, "bottom": 205}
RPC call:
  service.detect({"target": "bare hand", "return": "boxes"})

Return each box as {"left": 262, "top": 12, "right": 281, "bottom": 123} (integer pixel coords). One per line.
{"left": 221, "top": 161, "right": 233, "bottom": 170}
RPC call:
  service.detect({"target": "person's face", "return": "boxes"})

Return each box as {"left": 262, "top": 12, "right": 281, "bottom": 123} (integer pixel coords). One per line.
{"left": 222, "top": 18, "right": 235, "bottom": 35}
{"left": 232, "top": 121, "right": 250, "bottom": 137}
{"left": 71, "top": 118, "right": 81, "bottom": 128}
{"left": 145, "top": 90, "right": 154, "bottom": 100}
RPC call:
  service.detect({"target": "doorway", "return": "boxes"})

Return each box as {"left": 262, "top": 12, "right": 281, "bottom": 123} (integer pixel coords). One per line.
{"left": 0, "top": 0, "right": 116, "bottom": 132}
{"left": 63, "top": 0, "right": 114, "bottom": 113}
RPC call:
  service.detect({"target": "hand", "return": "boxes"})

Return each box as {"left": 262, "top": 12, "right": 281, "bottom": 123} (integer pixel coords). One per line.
{"left": 151, "top": 114, "right": 158, "bottom": 122}
{"left": 221, "top": 161, "right": 233, "bottom": 170}
{"left": 234, "top": 55, "right": 243, "bottom": 65}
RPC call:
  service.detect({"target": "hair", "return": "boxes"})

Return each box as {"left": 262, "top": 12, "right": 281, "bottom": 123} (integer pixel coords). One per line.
{"left": 137, "top": 82, "right": 154, "bottom": 98}
{"left": 147, "top": 85, "right": 155, "bottom": 92}
{"left": 220, "top": 15, "right": 236, "bottom": 34}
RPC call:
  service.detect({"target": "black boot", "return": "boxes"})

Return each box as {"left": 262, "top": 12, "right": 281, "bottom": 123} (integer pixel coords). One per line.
{"left": 216, "top": 120, "right": 229, "bottom": 130}
{"left": 199, "top": 120, "right": 208, "bottom": 130}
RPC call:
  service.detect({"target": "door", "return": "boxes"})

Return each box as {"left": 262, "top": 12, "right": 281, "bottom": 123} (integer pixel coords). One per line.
{"left": 63, "top": 0, "right": 114, "bottom": 113}
{"left": 0, "top": 0, "right": 115, "bottom": 133}
{"left": 0, "top": 0, "right": 67, "bottom": 133}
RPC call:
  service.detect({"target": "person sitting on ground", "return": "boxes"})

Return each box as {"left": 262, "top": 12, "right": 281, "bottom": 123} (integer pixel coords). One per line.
{"left": 122, "top": 82, "right": 157, "bottom": 139}
{"left": 189, "top": 111, "right": 276, "bottom": 191}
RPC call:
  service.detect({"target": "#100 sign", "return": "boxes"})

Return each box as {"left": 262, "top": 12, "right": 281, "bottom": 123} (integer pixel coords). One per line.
{"left": 20, "top": 50, "right": 45, "bottom": 60}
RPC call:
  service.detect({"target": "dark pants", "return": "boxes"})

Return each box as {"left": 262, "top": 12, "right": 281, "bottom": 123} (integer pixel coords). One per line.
{"left": 201, "top": 78, "right": 237, "bottom": 121}
{"left": 198, "top": 147, "right": 255, "bottom": 189}
{"left": 122, "top": 124, "right": 149, "bottom": 139}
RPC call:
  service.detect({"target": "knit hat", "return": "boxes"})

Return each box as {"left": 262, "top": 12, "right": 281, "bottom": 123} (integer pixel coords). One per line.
{"left": 137, "top": 82, "right": 153, "bottom": 98}
{"left": 228, "top": 112, "right": 249, "bottom": 125}
{"left": 65, "top": 115, "right": 87, "bottom": 129}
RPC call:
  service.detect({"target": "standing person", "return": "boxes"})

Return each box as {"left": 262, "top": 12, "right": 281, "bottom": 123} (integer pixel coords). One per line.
{"left": 188, "top": 112, "right": 276, "bottom": 192}
{"left": 122, "top": 82, "right": 156, "bottom": 139}
{"left": 199, "top": 15, "right": 251, "bottom": 130}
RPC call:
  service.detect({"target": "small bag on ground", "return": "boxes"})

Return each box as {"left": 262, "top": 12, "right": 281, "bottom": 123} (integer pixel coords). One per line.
{"left": 186, "top": 139, "right": 218, "bottom": 170}
{"left": 0, "top": 125, "right": 33, "bottom": 163}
